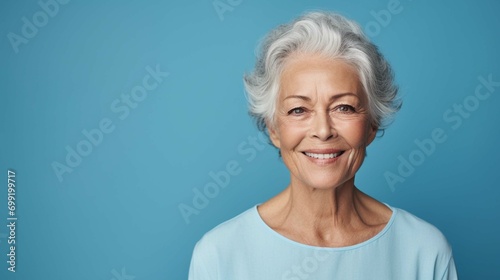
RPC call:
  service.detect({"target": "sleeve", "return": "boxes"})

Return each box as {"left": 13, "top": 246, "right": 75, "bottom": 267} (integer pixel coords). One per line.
{"left": 440, "top": 255, "right": 458, "bottom": 280}
{"left": 188, "top": 239, "right": 218, "bottom": 280}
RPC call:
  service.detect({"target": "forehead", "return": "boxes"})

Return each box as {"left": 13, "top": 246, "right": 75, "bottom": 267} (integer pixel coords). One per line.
{"left": 279, "top": 54, "right": 363, "bottom": 100}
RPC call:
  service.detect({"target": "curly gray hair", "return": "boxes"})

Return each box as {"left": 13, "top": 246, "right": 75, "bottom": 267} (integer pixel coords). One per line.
{"left": 244, "top": 11, "right": 401, "bottom": 134}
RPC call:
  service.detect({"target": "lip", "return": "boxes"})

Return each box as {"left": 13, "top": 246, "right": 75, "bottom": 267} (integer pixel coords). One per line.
{"left": 301, "top": 149, "right": 345, "bottom": 164}
{"left": 302, "top": 149, "right": 344, "bottom": 154}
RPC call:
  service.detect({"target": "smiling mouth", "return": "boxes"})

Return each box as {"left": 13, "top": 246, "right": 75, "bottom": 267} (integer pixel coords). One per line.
{"left": 303, "top": 151, "right": 344, "bottom": 159}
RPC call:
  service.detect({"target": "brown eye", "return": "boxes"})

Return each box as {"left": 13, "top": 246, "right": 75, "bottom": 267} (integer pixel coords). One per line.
{"left": 336, "top": 104, "right": 355, "bottom": 113}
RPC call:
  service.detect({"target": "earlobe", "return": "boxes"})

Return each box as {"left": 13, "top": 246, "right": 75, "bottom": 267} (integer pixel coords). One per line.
{"left": 367, "top": 125, "right": 378, "bottom": 146}
{"left": 267, "top": 124, "right": 281, "bottom": 149}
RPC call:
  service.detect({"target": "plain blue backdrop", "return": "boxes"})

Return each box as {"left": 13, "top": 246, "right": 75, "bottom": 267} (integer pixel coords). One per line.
{"left": 1, "top": 0, "right": 499, "bottom": 279}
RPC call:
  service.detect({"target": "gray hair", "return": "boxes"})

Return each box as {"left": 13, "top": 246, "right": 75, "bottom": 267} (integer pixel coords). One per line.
{"left": 243, "top": 11, "right": 401, "bottom": 134}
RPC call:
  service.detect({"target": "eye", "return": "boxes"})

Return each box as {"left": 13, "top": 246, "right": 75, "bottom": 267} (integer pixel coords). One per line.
{"left": 335, "top": 104, "right": 355, "bottom": 113}
{"left": 288, "top": 107, "right": 306, "bottom": 115}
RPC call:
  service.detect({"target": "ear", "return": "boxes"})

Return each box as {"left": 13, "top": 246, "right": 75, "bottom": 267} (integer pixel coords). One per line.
{"left": 366, "top": 124, "right": 378, "bottom": 146}
{"left": 267, "top": 122, "right": 281, "bottom": 149}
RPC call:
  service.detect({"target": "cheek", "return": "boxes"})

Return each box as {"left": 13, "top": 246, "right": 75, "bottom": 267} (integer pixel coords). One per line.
{"left": 337, "top": 120, "right": 372, "bottom": 148}
{"left": 277, "top": 119, "right": 308, "bottom": 149}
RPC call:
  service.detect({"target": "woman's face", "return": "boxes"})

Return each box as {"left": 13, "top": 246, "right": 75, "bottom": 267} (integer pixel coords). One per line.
{"left": 269, "top": 54, "right": 376, "bottom": 190}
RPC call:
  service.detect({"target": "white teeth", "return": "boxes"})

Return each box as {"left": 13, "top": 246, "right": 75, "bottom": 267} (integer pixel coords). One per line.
{"left": 304, "top": 152, "right": 342, "bottom": 159}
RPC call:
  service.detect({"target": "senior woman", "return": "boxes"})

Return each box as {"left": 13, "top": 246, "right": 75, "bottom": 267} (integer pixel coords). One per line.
{"left": 189, "top": 11, "right": 457, "bottom": 279}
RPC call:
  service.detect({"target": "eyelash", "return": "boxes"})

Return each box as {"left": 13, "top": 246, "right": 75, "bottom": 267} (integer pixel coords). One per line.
{"left": 288, "top": 107, "right": 306, "bottom": 115}
{"left": 287, "top": 104, "right": 356, "bottom": 116}
{"left": 335, "top": 104, "right": 356, "bottom": 113}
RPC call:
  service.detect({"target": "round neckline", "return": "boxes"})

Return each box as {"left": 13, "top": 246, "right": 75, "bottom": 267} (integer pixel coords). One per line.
{"left": 252, "top": 203, "right": 397, "bottom": 251}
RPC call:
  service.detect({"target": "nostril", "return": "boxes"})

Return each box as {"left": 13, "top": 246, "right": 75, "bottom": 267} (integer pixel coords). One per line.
{"left": 310, "top": 115, "right": 336, "bottom": 140}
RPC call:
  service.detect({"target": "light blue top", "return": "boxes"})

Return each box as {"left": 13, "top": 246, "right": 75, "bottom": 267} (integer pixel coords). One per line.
{"left": 188, "top": 204, "right": 458, "bottom": 279}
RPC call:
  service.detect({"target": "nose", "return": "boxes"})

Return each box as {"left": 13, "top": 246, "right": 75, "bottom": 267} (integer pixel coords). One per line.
{"left": 310, "top": 111, "right": 335, "bottom": 141}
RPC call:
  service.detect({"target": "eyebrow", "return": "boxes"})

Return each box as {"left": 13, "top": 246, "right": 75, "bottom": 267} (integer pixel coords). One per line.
{"left": 283, "top": 92, "right": 359, "bottom": 101}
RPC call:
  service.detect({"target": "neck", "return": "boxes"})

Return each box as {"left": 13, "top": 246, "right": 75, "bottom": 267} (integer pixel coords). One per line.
{"left": 259, "top": 176, "right": 390, "bottom": 247}
{"left": 285, "top": 177, "right": 362, "bottom": 230}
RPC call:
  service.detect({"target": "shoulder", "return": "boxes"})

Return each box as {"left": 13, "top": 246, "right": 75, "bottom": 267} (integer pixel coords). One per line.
{"left": 203, "top": 205, "right": 257, "bottom": 240}
{"left": 193, "top": 205, "right": 259, "bottom": 253}
{"left": 189, "top": 206, "right": 259, "bottom": 278}
{"left": 391, "top": 207, "right": 453, "bottom": 255}
{"left": 388, "top": 207, "right": 457, "bottom": 278}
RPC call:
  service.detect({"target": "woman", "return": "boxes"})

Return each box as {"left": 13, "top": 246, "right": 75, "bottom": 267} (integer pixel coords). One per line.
{"left": 189, "top": 11, "right": 457, "bottom": 279}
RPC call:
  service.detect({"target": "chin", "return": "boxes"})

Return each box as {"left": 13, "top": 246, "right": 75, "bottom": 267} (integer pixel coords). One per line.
{"left": 300, "top": 175, "right": 354, "bottom": 191}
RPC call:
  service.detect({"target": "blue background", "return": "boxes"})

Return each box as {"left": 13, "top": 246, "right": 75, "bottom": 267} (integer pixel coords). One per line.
{"left": 1, "top": 0, "right": 499, "bottom": 279}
